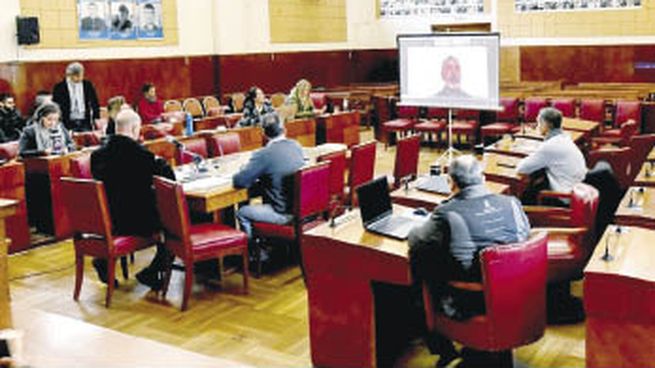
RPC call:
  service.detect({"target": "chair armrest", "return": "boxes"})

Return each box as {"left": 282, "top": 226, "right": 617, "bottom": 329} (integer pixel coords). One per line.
{"left": 531, "top": 226, "right": 588, "bottom": 237}
{"left": 591, "top": 136, "right": 622, "bottom": 149}
{"left": 536, "top": 190, "right": 572, "bottom": 204}
{"left": 523, "top": 206, "right": 572, "bottom": 227}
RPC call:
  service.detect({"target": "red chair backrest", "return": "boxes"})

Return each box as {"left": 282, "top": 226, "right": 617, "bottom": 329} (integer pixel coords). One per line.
{"left": 396, "top": 105, "right": 419, "bottom": 119}
{"left": 207, "top": 132, "right": 241, "bottom": 157}
{"left": 569, "top": 183, "right": 600, "bottom": 231}
{"left": 0, "top": 141, "right": 19, "bottom": 161}
{"left": 551, "top": 98, "right": 576, "bottom": 118}
{"left": 620, "top": 120, "right": 639, "bottom": 141}
{"left": 496, "top": 97, "right": 519, "bottom": 122}
{"left": 176, "top": 137, "right": 208, "bottom": 165}
{"left": 153, "top": 176, "right": 190, "bottom": 245}
{"left": 70, "top": 155, "right": 92, "bottom": 179}
{"left": 310, "top": 93, "right": 327, "bottom": 110}
{"left": 480, "top": 232, "right": 547, "bottom": 349}
{"left": 394, "top": 135, "right": 421, "bottom": 185}
{"left": 588, "top": 147, "right": 633, "bottom": 190}
{"left": 61, "top": 178, "right": 112, "bottom": 241}
{"left": 141, "top": 125, "right": 169, "bottom": 140}
{"left": 317, "top": 150, "right": 347, "bottom": 199}
{"left": 426, "top": 107, "right": 448, "bottom": 119}
{"left": 294, "top": 162, "right": 330, "bottom": 220}
{"left": 580, "top": 99, "right": 605, "bottom": 123}
{"left": 524, "top": 97, "right": 548, "bottom": 123}
{"left": 629, "top": 134, "right": 655, "bottom": 168}
{"left": 454, "top": 109, "right": 480, "bottom": 120}
{"left": 614, "top": 100, "right": 641, "bottom": 128}
{"left": 348, "top": 141, "right": 377, "bottom": 192}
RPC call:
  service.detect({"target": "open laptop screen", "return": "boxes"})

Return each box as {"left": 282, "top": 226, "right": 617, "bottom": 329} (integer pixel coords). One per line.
{"left": 357, "top": 176, "right": 393, "bottom": 225}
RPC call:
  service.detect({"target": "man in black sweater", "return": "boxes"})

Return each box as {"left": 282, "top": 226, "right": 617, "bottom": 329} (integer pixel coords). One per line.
{"left": 52, "top": 62, "right": 100, "bottom": 132}
{"left": 91, "top": 108, "right": 174, "bottom": 289}
{"left": 0, "top": 93, "right": 24, "bottom": 141}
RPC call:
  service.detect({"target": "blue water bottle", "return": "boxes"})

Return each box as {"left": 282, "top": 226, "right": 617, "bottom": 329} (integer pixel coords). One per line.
{"left": 185, "top": 112, "right": 194, "bottom": 136}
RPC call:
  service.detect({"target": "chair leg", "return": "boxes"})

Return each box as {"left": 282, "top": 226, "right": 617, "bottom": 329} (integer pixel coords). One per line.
{"left": 105, "top": 257, "right": 116, "bottom": 308}
{"left": 130, "top": 252, "right": 135, "bottom": 264}
{"left": 255, "top": 237, "right": 263, "bottom": 279}
{"left": 120, "top": 256, "right": 129, "bottom": 280}
{"left": 181, "top": 260, "right": 194, "bottom": 311}
{"left": 241, "top": 248, "right": 249, "bottom": 294}
{"left": 73, "top": 254, "right": 84, "bottom": 301}
{"left": 161, "top": 253, "right": 175, "bottom": 298}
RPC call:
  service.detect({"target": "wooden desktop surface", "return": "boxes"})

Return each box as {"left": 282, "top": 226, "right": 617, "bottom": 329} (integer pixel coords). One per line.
{"left": 513, "top": 127, "right": 586, "bottom": 145}
{"left": 561, "top": 117, "right": 600, "bottom": 134}
{"left": 485, "top": 137, "right": 543, "bottom": 158}
{"left": 614, "top": 186, "right": 655, "bottom": 229}
{"left": 390, "top": 178, "right": 509, "bottom": 209}
{"left": 647, "top": 147, "right": 655, "bottom": 162}
{"left": 633, "top": 162, "right": 655, "bottom": 187}
{"left": 481, "top": 153, "right": 527, "bottom": 196}
{"left": 0, "top": 199, "right": 18, "bottom": 329}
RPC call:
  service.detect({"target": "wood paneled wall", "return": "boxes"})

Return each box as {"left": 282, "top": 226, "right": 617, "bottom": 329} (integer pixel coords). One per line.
{"left": 269, "top": 0, "right": 347, "bottom": 43}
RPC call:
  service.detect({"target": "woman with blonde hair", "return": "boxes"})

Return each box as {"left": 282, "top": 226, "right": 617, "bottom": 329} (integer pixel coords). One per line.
{"left": 105, "top": 95, "right": 126, "bottom": 135}
{"left": 285, "top": 79, "right": 324, "bottom": 119}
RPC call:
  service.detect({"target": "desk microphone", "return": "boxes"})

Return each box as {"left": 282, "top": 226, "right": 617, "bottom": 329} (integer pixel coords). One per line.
{"left": 166, "top": 136, "right": 205, "bottom": 168}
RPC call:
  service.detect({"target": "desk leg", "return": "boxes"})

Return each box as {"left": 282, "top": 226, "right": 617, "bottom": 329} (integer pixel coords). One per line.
{"left": 0, "top": 220, "right": 12, "bottom": 329}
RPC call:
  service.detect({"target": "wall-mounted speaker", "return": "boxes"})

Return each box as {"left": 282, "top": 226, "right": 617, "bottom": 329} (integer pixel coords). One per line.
{"left": 16, "top": 16, "right": 40, "bottom": 45}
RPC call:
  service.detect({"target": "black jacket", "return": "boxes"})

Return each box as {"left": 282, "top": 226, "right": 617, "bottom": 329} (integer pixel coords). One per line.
{"left": 0, "top": 108, "right": 24, "bottom": 141}
{"left": 52, "top": 79, "right": 100, "bottom": 132}
{"left": 18, "top": 124, "right": 75, "bottom": 157}
{"left": 91, "top": 135, "right": 174, "bottom": 236}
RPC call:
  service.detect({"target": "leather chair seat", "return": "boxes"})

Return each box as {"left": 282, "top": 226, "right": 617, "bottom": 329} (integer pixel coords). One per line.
{"left": 451, "top": 120, "right": 478, "bottom": 134}
{"left": 481, "top": 122, "right": 514, "bottom": 136}
{"left": 253, "top": 221, "right": 295, "bottom": 240}
{"left": 600, "top": 129, "right": 621, "bottom": 138}
{"left": 189, "top": 223, "right": 249, "bottom": 257}
{"left": 414, "top": 119, "right": 445, "bottom": 132}
{"left": 382, "top": 118, "right": 414, "bottom": 132}
{"left": 0, "top": 141, "right": 19, "bottom": 160}
{"left": 76, "top": 235, "right": 154, "bottom": 258}
{"left": 547, "top": 234, "right": 585, "bottom": 283}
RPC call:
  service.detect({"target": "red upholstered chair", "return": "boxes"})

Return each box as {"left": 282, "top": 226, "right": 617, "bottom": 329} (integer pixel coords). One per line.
{"left": 591, "top": 120, "right": 638, "bottom": 147}
{"left": 251, "top": 162, "right": 330, "bottom": 277}
{"left": 579, "top": 99, "right": 606, "bottom": 123}
{"left": 317, "top": 150, "right": 347, "bottom": 216}
{"left": 72, "top": 131, "right": 102, "bottom": 148}
{"left": 614, "top": 100, "right": 641, "bottom": 128}
{"left": 587, "top": 147, "right": 633, "bottom": 190}
{"left": 70, "top": 155, "right": 92, "bottom": 179}
{"left": 414, "top": 107, "right": 447, "bottom": 144}
{"left": 153, "top": 177, "right": 249, "bottom": 311}
{"left": 206, "top": 132, "right": 241, "bottom": 158}
{"left": 347, "top": 141, "right": 377, "bottom": 207}
{"left": 595, "top": 101, "right": 642, "bottom": 144}
{"left": 0, "top": 141, "right": 19, "bottom": 161}
{"left": 481, "top": 97, "right": 520, "bottom": 142}
{"left": 393, "top": 135, "right": 421, "bottom": 188}
{"left": 183, "top": 98, "right": 205, "bottom": 118}
{"left": 61, "top": 178, "right": 157, "bottom": 307}
{"left": 550, "top": 98, "right": 576, "bottom": 118}
{"left": 310, "top": 93, "right": 327, "bottom": 111}
{"left": 451, "top": 109, "right": 480, "bottom": 146}
{"left": 175, "top": 137, "right": 209, "bottom": 165}
{"left": 142, "top": 124, "right": 171, "bottom": 140}
{"left": 628, "top": 134, "right": 655, "bottom": 177}
{"left": 524, "top": 97, "right": 548, "bottom": 123}
{"left": 423, "top": 232, "right": 548, "bottom": 366}
{"left": 164, "top": 99, "right": 183, "bottom": 112}
{"left": 382, "top": 105, "right": 419, "bottom": 147}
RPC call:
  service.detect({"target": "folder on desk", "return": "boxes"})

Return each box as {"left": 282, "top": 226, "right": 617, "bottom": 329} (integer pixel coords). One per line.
{"left": 414, "top": 175, "right": 451, "bottom": 195}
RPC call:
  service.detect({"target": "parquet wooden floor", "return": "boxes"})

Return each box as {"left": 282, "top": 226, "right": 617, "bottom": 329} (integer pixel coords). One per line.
{"left": 8, "top": 129, "right": 585, "bottom": 367}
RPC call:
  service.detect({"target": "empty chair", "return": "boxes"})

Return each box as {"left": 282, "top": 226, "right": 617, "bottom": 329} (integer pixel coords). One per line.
{"left": 202, "top": 95, "right": 221, "bottom": 112}
{"left": 231, "top": 93, "right": 246, "bottom": 112}
{"left": 393, "top": 135, "right": 421, "bottom": 188}
{"left": 587, "top": 146, "right": 633, "bottom": 190}
{"left": 153, "top": 177, "right": 249, "bottom": 311}
{"left": 524, "top": 97, "right": 548, "bottom": 123}
{"left": 451, "top": 109, "right": 480, "bottom": 146}
{"left": 206, "top": 132, "right": 241, "bottom": 157}
{"left": 70, "top": 154, "right": 92, "bottom": 179}
{"left": 251, "top": 162, "right": 330, "bottom": 277}
{"left": 614, "top": 100, "right": 641, "bottom": 128}
{"left": 183, "top": 98, "right": 205, "bottom": 118}
{"left": 591, "top": 120, "right": 638, "bottom": 147}
{"left": 481, "top": 97, "right": 520, "bottom": 142}
{"left": 381, "top": 105, "right": 419, "bottom": 148}
{"left": 270, "top": 93, "right": 287, "bottom": 108}
{"left": 72, "top": 131, "right": 102, "bottom": 148}
{"left": 414, "top": 107, "right": 447, "bottom": 144}
{"left": 0, "top": 141, "right": 19, "bottom": 161}
{"left": 423, "top": 232, "right": 548, "bottom": 367}
{"left": 347, "top": 141, "right": 377, "bottom": 206}
{"left": 61, "top": 178, "right": 157, "bottom": 307}
{"left": 317, "top": 150, "right": 347, "bottom": 215}
{"left": 628, "top": 134, "right": 655, "bottom": 172}
{"left": 579, "top": 99, "right": 605, "bottom": 123}
{"left": 175, "top": 137, "right": 208, "bottom": 165}
{"left": 310, "top": 92, "right": 327, "bottom": 111}
{"left": 164, "top": 99, "right": 183, "bottom": 113}
{"left": 551, "top": 98, "right": 576, "bottom": 118}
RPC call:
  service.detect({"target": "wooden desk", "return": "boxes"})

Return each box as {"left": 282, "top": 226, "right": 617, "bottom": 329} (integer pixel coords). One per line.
{"left": 303, "top": 206, "right": 413, "bottom": 368}
{"left": 12, "top": 308, "right": 248, "bottom": 367}
{"left": 143, "top": 138, "right": 177, "bottom": 166}
{"left": 485, "top": 137, "right": 542, "bottom": 158}
{"left": 633, "top": 162, "right": 655, "bottom": 187}
{"left": 0, "top": 199, "right": 18, "bottom": 329}
{"left": 0, "top": 162, "right": 30, "bottom": 252}
{"left": 614, "top": 186, "right": 655, "bottom": 229}
{"left": 562, "top": 117, "right": 600, "bottom": 136}
{"left": 646, "top": 147, "right": 655, "bottom": 162}
{"left": 390, "top": 178, "right": 509, "bottom": 209}
{"left": 315, "top": 111, "right": 360, "bottom": 147}
{"left": 286, "top": 118, "right": 317, "bottom": 147}
{"left": 481, "top": 153, "right": 527, "bottom": 196}
{"left": 513, "top": 127, "right": 586, "bottom": 145}
{"left": 584, "top": 226, "right": 655, "bottom": 368}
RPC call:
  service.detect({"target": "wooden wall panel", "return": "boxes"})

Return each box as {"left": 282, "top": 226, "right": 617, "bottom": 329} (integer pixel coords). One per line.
{"left": 269, "top": 0, "right": 347, "bottom": 43}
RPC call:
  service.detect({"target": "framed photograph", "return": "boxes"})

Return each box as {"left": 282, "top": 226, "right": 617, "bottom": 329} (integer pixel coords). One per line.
{"left": 137, "top": 0, "right": 163, "bottom": 39}
{"left": 109, "top": 0, "right": 137, "bottom": 40}
{"left": 515, "top": 0, "right": 641, "bottom": 12}
{"left": 78, "top": 0, "right": 109, "bottom": 40}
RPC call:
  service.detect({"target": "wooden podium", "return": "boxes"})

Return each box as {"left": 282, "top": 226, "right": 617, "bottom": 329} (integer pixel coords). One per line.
{"left": 0, "top": 199, "right": 18, "bottom": 329}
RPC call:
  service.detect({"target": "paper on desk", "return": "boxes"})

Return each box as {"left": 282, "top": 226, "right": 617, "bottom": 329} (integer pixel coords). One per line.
{"left": 182, "top": 176, "right": 230, "bottom": 192}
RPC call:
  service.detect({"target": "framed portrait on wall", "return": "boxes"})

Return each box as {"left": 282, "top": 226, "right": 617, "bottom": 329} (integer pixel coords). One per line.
{"left": 137, "top": 0, "right": 164, "bottom": 39}
{"left": 515, "top": 0, "right": 641, "bottom": 12}
{"left": 109, "top": 0, "right": 137, "bottom": 39}
{"left": 78, "top": 0, "right": 109, "bottom": 40}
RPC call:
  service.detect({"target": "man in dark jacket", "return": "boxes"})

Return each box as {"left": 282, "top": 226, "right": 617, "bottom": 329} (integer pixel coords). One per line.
{"left": 91, "top": 108, "right": 174, "bottom": 289}
{"left": 0, "top": 93, "right": 25, "bottom": 141}
{"left": 52, "top": 62, "right": 100, "bottom": 132}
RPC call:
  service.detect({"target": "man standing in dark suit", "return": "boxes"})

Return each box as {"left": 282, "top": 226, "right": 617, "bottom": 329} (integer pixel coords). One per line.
{"left": 91, "top": 108, "right": 174, "bottom": 289}
{"left": 52, "top": 62, "right": 100, "bottom": 132}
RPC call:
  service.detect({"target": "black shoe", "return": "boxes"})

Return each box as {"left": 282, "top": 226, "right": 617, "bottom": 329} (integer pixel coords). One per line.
{"left": 92, "top": 259, "right": 118, "bottom": 287}
{"left": 136, "top": 268, "right": 163, "bottom": 291}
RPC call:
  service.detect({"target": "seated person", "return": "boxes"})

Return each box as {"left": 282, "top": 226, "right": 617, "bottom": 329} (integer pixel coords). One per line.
{"left": 237, "top": 86, "right": 274, "bottom": 127}
{"left": 91, "top": 108, "right": 175, "bottom": 289}
{"left": 285, "top": 79, "right": 325, "bottom": 119}
{"left": 0, "top": 93, "right": 25, "bottom": 141}
{"left": 517, "top": 107, "right": 587, "bottom": 204}
{"left": 18, "top": 103, "right": 75, "bottom": 157}
{"left": 104, "top": 95, "right": 127, "bottom": 136}
{"left": 137, "top": 83, "right": 164, "bottom": 124}
{"left": 233, "top": 112, "right": 305, "bottom": 259}
{"left": 408, "top": 155, "right": 530, "bottom": 366}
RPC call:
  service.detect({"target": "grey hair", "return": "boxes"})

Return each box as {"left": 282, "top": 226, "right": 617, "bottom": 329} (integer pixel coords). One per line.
{"left": 537, "top": 107, "right": 562, "bottom": 129}
{"left": 115, "top": 108, "right": 141, "bottom": 131}
{"left": 261, "top": 112, "right": 284, "bottom": 138}
{"left": 449, "top": 155, "right": 484, "bottom": 189}
{"left": 66, "top": 62, "right": 85, "bottom": 76}
{"left": 34, "top": 102, "right": 61, "bottom": 122}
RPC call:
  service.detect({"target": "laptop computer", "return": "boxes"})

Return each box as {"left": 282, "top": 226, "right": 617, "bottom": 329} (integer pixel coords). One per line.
{"left": 356, "top": 176, "right": 428, "bottom": 240}
{"left": 414, "top": 175, "right": 451, "bottom": 195}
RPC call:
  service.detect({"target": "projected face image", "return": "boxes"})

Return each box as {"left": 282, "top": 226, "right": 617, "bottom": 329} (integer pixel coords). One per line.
{"left": 441, "top": 56, "right": 461, "bottom": 88}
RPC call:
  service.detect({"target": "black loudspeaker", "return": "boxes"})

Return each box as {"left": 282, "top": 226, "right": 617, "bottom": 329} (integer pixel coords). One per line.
{"left": 16, "top": 16, "right": 40, "bottom": 45}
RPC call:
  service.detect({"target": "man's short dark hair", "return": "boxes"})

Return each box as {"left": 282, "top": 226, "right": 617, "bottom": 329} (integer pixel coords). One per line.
{"left": 538, "top": 107, "right": 563, "bottom": 129}
{"left": 261, "top": 113, "right": 283, "bottom": 138}
{"left": 144, "top": 3, "right": 155, "bottom": 11}
{"left": 0, "top": 93, "right": 10, "bottom": 103}
{"left": 141, "top": 83, "right": 154, "bottom": 94}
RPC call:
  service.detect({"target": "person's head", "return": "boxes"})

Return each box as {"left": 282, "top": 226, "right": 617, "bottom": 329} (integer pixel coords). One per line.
{"left": 448, "top": 155, "right": 484, "bottom": 191}
{"left": 143, "top": 3, "right": 155, "bottom": 24}
{"left": 107, "top": 95, "right": 126, "bottom": 119}
{"left": 261, "top": 112, "right": 284, "bottom": 139}
{"left": 115, "top": 108, "right": 141, "bottom": 140}
{"left": 34, "top": 103, "right": 61, "bottom": 130}
{"left": 537, "top": 107, "right": 562, "bottom": 135}
{"left": 87, "top": 2, "right": 98, "bottom": 17}
{"left": 66, "top": 62, "right": 85, "bottom": 83}
{"left": 246, "top": 86, "right": 265, "bottom": 105}
{"left": 295, "top": 79, "right": 312, "bottom": 100}
{"left": 118, "top": 4, "right": 129, "bottom": 19}
{"left": 441, "top": 56, "right": 461, "bottom": 88}
{"left": 0, "top": 93, "right": 14, "bottom": 111}
{"left": 34, "top": 90, "right": 52, "bottom": 110}
{"left": 141, "top": 83, "right": 156, "bottom": 102}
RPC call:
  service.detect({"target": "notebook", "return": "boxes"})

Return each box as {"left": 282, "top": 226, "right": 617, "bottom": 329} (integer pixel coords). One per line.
{"left": 356, "top": 176, "right": 428, "bottom": 240}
